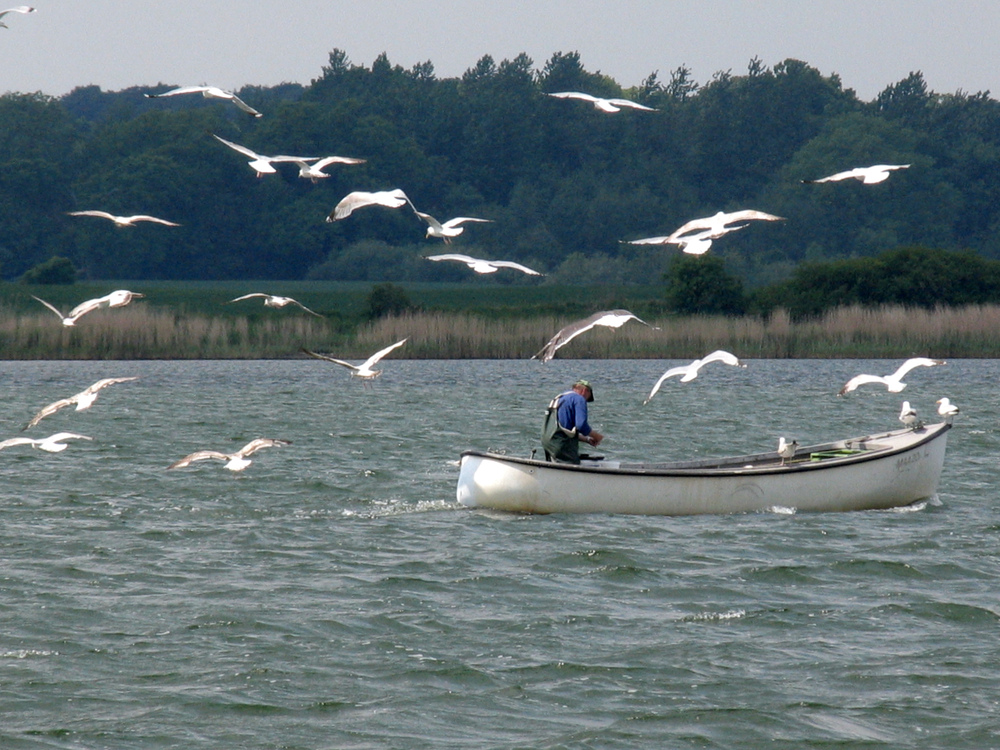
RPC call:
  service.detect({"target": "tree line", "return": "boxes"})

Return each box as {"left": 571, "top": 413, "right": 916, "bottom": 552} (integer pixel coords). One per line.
{"left": 1, "top": 49, "right": 999, "bottom": 292}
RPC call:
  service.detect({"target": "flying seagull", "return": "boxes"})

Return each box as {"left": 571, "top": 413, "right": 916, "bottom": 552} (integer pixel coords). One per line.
{"left": 643, "top": 350, "right": 745, "bottom": 404}
{"left": 228, "top": 293, "right": 323, "bottom": 317}
{"left": 0, "top": 6, "right": 34, "bottom": 28}
{"left": 425, "top": 253, "right": 542, "bottom": 276}
{"left": 667, "top": 210, "right": 785, "bottom": 243}
{"left": 777, "top": 437, "right": 798, "bottom": 465}
{"left": 145, "top": 85, "right": 263, "bottom": 117}
{"left": 546, "top": 91, "right": 656, "bottom": 113}
{"left": 803, "top": 164, "right": 910, "bottom": 185}
{"left": 532, "top": 310, "right": 658, "bottom": 363}
{"left": 33, "top": 290, "right": 144, "bottom": 327}
{"left": 168, "top": 438, "right": 290, "bottom": 472}
{"left": 899, "top": 400, "right": 918, "bottom": 428}
{"left": 936, "top": 397, "right": 959, "bottom": 422}
{"left": 838, "top": 357, "right": 946, "bottom": 396}
{"left": 301, "top": 338, "right": 408, "bottom": 382}
{"left": 414, "top": 211, "right": 492, "bottom": 244}
{"left": 623, "top": 225, "right": 748, "bottom": 255}
{"left": 24, "top": 377, "right": 139, "bottom": 430}
{"left": 294, "top": 155, "right": 366, "bottom": 183}
{"left": 0, "top": 432, "right": 92, "bottom": 453}
{"left": 67, "top": 210, "right": 180, "bottom": 227}
{"left": 211, "top": 134, "right": 318, "bottom": 177}
{"left": 326, "top": 189, "right": 413, "bottom": 222}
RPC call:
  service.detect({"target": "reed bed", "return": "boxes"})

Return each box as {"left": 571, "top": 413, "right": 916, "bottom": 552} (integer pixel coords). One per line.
{"left": 3, "top": 304, "right": 1000, "bottom": 359}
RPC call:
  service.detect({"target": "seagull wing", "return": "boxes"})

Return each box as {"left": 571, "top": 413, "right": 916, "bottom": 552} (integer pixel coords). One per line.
{"left": 227, "top": 93, "right": 263, "bottom": 117}
{"left": 547, "top": 91, "right": 598, "bottom": 103}
{"left": 229, "top": 293, "right": 269, "bottom": 303}
{"left": 124, "top": 215, "right": 180, "bottom": 226}
{"left": 426, "top": 253, "right": 476, "bottom": 264}
{"left": 313, "top": 155, "right": 366, "bottom": 169}
{"left": 890, "top": 357, "right": 944, "bottom": 381}
{"left": 287, "top": 298, "right": 323, "bottom": 317}
{"left": 23, "top": 396, "right": 75, "bottom": 430}
{"left": 440, "top": 217, "right": 492, "bottom": 229}
{"left": 803, "top": 168, "right": 863, "bottom": 184}
{"left": 532, "top": 314, "right": 605, "bottom": 362}
{"left": 168, "top": 450, "right": 231, "bottom": 469}
{"left": 329, "top": 190, "right": 409, "bottom": 221}
{"left": 66, "top": 295, "right": 110, "bottom": 321}
{"left": 643, "top": 366, "right": 693, "bottom": 404}
{"left": 700, "top": 350, "right": 742, "bottom": 367}
{"left": 68, "top": 210, "right": 118, "bottom": 221}
{"left": 0, "top": 436, "right": 36, "bottom": 450}
{"left": 605, "top": 98, "right": 656, "bottom": 111}
{"left": 361, "top": 338, "right": 408, "bottom": 369}
{"left": 300, "top": 348, "right": 360, "bottom": 372}
{"left": 415, "top": 211, "right": 445, "bottom": 232}
{"left": 211, "top": 134, "right": 262, "bottom": 160}
{"left": 718, "top": 209, "right": 785, "bottom": 225}
{"left": 146, "top": 85, "right": 211, "bottom": 98}
{"left": 838, "top": 374, "right": 890, "bottom": 395}
{"left": 488, "top": 260, "right": 543, "bottom": 276}
{"left": 84, "top": 376, "right": 139, "bottom": 395}
{"left": 235, "top": 438, "right": 291, "bottom": 458}
{"left": 623, "top": 235, "right": 672, "bottom": 245}
{"left": 31, "top": 295, "right": 68, "bottom": 321}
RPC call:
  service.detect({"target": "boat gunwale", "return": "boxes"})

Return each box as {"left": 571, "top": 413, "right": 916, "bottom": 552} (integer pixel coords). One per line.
{"left": 460, "top": 422, "right": 950, "bottom": 478}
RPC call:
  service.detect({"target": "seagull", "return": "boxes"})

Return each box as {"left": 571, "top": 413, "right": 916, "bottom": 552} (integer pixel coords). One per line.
{"left": 546, "top": 91, "right": 656, "bottom": 113}
{"left": 667, "top": 210, "right": 785, "bottom": 243}
{"left": 294, "top": 155, "right": 366, "bottom": 183}
{"left": 899, "top": 401, "right": 919, "bottom": 428}
{"left": 23, "top": 377, "right": 139, "bottom": 430}
{"left": 301, "top": 338, "right": 408, "bottom": 382}
{"left": 168, "top": 438, "right": 290, "bottom": 472}
{"left": 33, "top": 290, "right": 144, "bottom": 327}
{"left": 532, "top": 310, "right": 658, "bottom": 363}
{"left": 426, "top": 253, "right": 542, "bottom": 276}
{"left": 936, "top": 397, "right": 959, "bottom": 422}
{"left": 643, "top": 350, "right": 745, "bottom": 404}
{"left": 414, "top": 211, "right": 492, "bottom": 244}
{"left": 803, "top": 164, "right": 910, "bottom": 185}
{"left": 0, "top": 6, "right": 34, "bottom": 28}
{"left": 838, "top": 357, "right": 946, "bottom": 396}
{"left": 0, "top": 432, "right": 92, "bottom": 453}
{"left": 623, "top": 225, "right": 748, "bottom": 255}
{"left": 777, "top": 437, "right": 799, "bottom": 465}
{"left": 67, "top": 210, "right": 180, "bottom": 227}
{"left": 145, "top": 85, "right": 263, "bottom": 117}
{"left": 228, "top": 293, "right": 323, "bottom": 317}
{"left": 326, "top": 189, "right": 413, "bottom": 221}
{"left": 211, "top": 134, "right": 319, "bottom": 177}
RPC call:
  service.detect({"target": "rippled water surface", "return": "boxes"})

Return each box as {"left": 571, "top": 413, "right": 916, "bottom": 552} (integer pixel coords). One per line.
{"left": 1, "top": 358, "right": 998, "bottom": 749}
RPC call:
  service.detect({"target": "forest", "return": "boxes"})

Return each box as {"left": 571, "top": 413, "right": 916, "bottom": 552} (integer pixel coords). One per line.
{"left": 1, "top": 49, "right": 999, "bottom": 292}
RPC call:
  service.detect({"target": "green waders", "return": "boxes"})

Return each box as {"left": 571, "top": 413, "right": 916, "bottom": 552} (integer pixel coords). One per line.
{"left": 541, "top": 395, "right": 580, "bottom": 464}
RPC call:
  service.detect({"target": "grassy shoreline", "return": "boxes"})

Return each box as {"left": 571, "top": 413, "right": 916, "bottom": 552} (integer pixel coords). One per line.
{"left": 3, "top": 303, "right": 1000, "bottom": 359}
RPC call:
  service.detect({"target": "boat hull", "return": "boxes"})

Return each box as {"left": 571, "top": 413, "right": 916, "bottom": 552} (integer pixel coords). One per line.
{"left": 456, "top": 423, "right": 950, "bottom": 515}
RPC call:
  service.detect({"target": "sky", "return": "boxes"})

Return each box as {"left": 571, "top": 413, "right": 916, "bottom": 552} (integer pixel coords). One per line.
{"left": 2, "top": 1, "right": 998, "bottom": 102}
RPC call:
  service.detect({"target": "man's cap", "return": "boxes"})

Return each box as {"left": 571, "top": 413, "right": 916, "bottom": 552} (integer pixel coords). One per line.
{"left": 574, "top": 379, "right": 594, "bottom": 402}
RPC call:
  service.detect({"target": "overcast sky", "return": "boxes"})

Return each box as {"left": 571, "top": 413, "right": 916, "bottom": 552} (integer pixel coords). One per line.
{"left": 2, "top": 1, "right": 998, "bottom": 101}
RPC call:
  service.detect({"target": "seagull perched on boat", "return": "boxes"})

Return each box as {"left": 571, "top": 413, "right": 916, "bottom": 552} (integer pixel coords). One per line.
{"left": 293, "top": 155, "right": 366, "bottom": 183}
{"left": 32, "top": 290, "right": 144, "bottom": 327}
{"left": 301, "top": 338, "right": 408, "bottom": 383}
{"left": 936, "top": 397, "right": 959, "bottom": 423}
{"left": 838, "top": 358, "right": 946, "bottom": 396}
{"left": 211, "top": 134, "right": 318, "bottom": 177}
{"left": 425, "top": 253, "right": 542, "bottom": 276}
{"left": 623, "top": 225, "right": 748, "bottom": 255}
{"left": 643, "top": 350, "right": 745, "bottom": 404}
{"left": 803, "top": 164, "right": 910, "bottom": 185}
{"left": 145, "top": 85, "right": 262, "bottom": 117}
{"left": 326, "top": 189, "right": 413, "bottom": 222}
{"left": 413, "top": 211, "right": 493, "bottom": 244}
{"left": 899, "top": 401, "right": 919, "bottom": 429}
{"left": 546, "top": 91, "right": 656, "bottom": 113}
{"left": 532, "top": 310, "right": 658, "bottom": 363}
{"left": 0, "top": 6, "right": 34, "bottom": 28}
{"left": 23, "top": 377, "right": 138, "bottom": 430}
{"left": 777, "top": 437, "right": 798, "bottom": 465}
{"left": 667, "top": 210, "right": 785, "bottom": 244}
{"left": 67, "top": 210, "right": 180, "bottom": 227}
{"left": 0, "top": 432, "right": 92, "bottom": 453}
{"left": 168, "top": 438, "right": 290, "bottom": 472}
{"left": 228, "top": 293, "right": 323, "bottom": 317}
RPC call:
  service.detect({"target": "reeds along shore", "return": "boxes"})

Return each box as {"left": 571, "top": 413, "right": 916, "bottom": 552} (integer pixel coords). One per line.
{"left": 3, "top": 304, "right": 1000, "bottom": 359}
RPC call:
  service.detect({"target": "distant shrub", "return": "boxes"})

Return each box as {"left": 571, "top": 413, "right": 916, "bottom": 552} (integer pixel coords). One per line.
{"left": 20, "top": 256, "right": 77, "bottom": 285}
{"left": 367, "top": 282, "right": 414, "bottom": 319}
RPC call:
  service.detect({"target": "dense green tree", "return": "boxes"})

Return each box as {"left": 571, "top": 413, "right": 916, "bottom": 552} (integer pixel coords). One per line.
{"left": 664, "top": 256, "right": 746, "bottom": 315}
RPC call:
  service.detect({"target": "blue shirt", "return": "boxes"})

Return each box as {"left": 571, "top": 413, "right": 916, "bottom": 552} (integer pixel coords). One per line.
{"left": 556, "top": 390, "right": 592, "bottom": 437}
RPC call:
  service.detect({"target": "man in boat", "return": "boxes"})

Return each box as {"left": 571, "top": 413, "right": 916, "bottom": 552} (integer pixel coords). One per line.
{"left": 541, "top": 379, "right": 604, "bottom": 464}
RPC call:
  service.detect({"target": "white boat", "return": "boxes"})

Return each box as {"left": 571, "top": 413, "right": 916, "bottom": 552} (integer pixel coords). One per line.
{"left": 456, "top": 422, "right": 951, "bottom": 515}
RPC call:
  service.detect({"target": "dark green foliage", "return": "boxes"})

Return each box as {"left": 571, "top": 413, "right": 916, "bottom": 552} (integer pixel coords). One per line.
{"left": 21, "top": 256, "right": 77, "bottom": 285}
{"left": 367, "top": 282, "right": 414, "bottom": 319}
{"left": 664, "top": 256, "right": 746, "bottom": 315}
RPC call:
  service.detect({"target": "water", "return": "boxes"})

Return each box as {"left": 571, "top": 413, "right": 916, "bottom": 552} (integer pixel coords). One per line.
{"left": 1, "top": 358, "right": 998, "bottom": 749}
